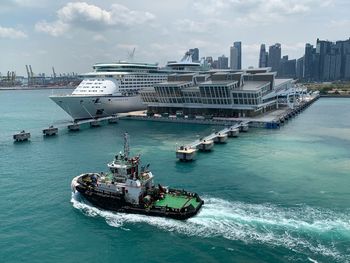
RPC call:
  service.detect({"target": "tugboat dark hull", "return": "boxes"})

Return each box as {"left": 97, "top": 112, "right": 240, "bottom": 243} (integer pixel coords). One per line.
{"left": 74, "top": 183, "right": 204, "bottom": 220}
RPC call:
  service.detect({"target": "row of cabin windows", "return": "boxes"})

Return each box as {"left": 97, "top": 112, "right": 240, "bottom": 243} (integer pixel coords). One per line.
{"left": 85, "top": 79, "right": 105, "bottom": 82}
{"left": 123, "top": 80, "right": 164, "bottom": 83}
{"left": 124, "top": 76, "right": 167, "bottom": 80}
{"left": 123, "top": 77, "right": 166, "bottom": 81}
{"left": 123, "top": 74, "right": 165, "bottom": 78}
{"left": 120, "top": 88, "right": 140, "bottom": 92}
{"left": 120, "top": 85, "right": 152, "bottom": 89}
{"left": 76, "top": 89, "right": 105, "bottom": 93}
{"left": 82, "top": 86, "right": 107, "bottom": 89}
{"left": 121, "top": 84, "right": 155, "bottom": 88}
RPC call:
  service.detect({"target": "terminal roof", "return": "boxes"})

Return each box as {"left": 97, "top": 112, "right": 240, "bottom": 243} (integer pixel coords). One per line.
{"left": 200, "top": 80, "right": 237, "bottom": 86}
{"left": 274, "top": 78, "right": 292, "bottom": 86}
{"left": 240, "top": 81, "right": 270, "bottom": 91}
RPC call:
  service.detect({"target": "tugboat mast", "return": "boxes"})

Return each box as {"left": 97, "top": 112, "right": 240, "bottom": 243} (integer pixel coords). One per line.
{"left": 124, "top": 132, "right": 129, "bottom": 158}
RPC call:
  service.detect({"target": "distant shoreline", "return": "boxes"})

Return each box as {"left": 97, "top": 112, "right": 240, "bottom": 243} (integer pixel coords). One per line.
{"left": 0, "top": 86, "right": 76, "bottom": 91}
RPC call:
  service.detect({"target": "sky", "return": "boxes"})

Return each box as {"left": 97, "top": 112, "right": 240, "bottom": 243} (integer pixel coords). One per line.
{"left": 0, "top": 0, "right": 349, "bottom": 76}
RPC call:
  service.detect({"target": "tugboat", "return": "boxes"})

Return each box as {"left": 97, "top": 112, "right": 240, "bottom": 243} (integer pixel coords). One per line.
{"left": 71, "top": 133, "right": 204, "bottom": 220}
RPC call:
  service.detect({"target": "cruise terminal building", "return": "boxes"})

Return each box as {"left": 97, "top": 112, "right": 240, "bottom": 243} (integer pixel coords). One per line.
{"left": 140, "top": 69, "right": 293, "bottom": 118}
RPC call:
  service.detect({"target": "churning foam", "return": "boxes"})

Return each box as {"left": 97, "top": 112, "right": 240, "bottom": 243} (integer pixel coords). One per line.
{"left": 71, "top": 193, "right": 350, "bottom": 262}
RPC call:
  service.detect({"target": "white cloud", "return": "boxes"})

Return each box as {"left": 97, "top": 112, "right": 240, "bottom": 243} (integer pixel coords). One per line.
{"left": 116, "top": 43, "right": 139, "bottom": 50}
{"left": 282, "top": 42, "right": 306, "bottom": 52}
{"left": 0, "top": 26, "right": 27, "bottom": 39}
{"left": 57, "top": 2, "right": 113, "bottom": 28}
{"left": 37, "top": 50, "right": 48, "bottom": 55}
{"left": 150, "top": 43, "right": 187, "bottom": 58}
{"left": 35, "top": 20, "right": 69, "bottom": 37}
{"left": 92, "top": 34, "right": 107, "bottom": 42}
{"left": 174, "top": 18, "right": 227, "bottom": 33}
{"left": 193, "top": 0, "right": 323, "bottom": 25}
{"left": 329, "top": 19, "right": 350, "bottom": 28}
{"left": 15, "top": 0, "right": 48, "bottom": 7}
{"left": 35, "top": 2, "right": 155, "bottom": 36}
{"left": 243, "top": 43, "right": 261, "bottom": 53}
{"left": 193, "top": 0, "right": 229, "bottom": 15}
{"left": 2, "top": 0, "right": 48, "bottom": 8}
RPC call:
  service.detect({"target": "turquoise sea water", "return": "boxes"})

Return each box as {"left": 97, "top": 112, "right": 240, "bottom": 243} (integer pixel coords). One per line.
{"left": 0, "top": 89, "right": 350, "bottom": 263}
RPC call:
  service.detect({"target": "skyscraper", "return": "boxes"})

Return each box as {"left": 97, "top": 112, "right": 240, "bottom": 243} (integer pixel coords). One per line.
{"left": 316, "top": 39, "right": 337, "bottom": 80}
{"left": 230, "top": 41, "right": 241, "bottom": 70}
{"left": 189, "top": 48, "right": 199, "bottom": 62}
{"left": 304, "top": 43, "right": 314, "bottom": 80}
{"left": 336, "top": 39, "right": 350, "bottom": 78}
{"left": 296, "top": 56, "right": 304, "bottom": 79}
{"left": 300, "top": 38, "right": 350, "bottom": 81}
{"left": 218, "top": 55, "right": 229, "bottom": 69}
{"left": 344, "top": 54, "right": 350, "bottom": 79}
{"left": 279, "top": 55, "right": 296, "bottom": 78}
{"left": 259, "top": 44, "right": 268, "bottom": 68}
{"left": 268, "top": 43, "right": 281, "bottom": 73}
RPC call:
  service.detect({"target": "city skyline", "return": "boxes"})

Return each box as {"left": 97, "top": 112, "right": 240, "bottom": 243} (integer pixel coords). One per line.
{"left": 0, "top": 0, "right": 349, "bottom": 75}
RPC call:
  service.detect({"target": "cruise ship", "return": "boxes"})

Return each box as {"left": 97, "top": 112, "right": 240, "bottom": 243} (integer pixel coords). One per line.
{"left": 50, "top": 52, "right": 207, "bottom": 121}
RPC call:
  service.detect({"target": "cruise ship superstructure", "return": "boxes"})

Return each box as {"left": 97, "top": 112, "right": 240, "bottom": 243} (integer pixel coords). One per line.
{"left": 50, "top": 52, "right": 208, "bottom": 121}
{"left": 50, "top": 62, "right": 168, "bottom": 120}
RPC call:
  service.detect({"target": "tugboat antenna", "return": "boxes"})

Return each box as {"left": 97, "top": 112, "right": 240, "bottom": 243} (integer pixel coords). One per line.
{"left": 124, "top": 132, "right": 129, "bottom": 158}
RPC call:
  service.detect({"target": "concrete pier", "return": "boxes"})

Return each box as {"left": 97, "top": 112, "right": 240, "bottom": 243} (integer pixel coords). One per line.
{"left": 228, "top": 128, "right": 239, "bottom": 137}
{"left": 213, "top": 133, "right": 228, "bottom": 144}
{"left": 176, "top": 147, "right": 197, "bottom": 161}
{"left": 197, "top": 139, "right": 214, "bottom": 151}
{"left": 68, "top": 123, "right": 80, "bottom": 131}
{"left": 90, "top": 120, "right": 101, "bottom": 127}
{"left": 108, "top": 115, "right": 119, "bottom": 124}
{"left": 240, "top": 123, "right": 249, "bottom": 132}
{"left": 13, "top": 130, "right": 31, "bottom": 142}
{"left": 42, "top": 126, "right": 58, "bottom": 136}
{"left": 67, "top": 115, "right": 119, "bottom": 131}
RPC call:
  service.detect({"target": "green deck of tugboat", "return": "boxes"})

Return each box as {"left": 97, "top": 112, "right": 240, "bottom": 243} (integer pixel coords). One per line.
{"left": 154, "top": 193, "right": 200, "bottom": 209}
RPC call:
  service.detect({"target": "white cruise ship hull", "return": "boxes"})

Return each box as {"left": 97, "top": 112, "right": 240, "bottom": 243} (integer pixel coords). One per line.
{"left": 50, "top": 95, "right": 145, "bottom": 120}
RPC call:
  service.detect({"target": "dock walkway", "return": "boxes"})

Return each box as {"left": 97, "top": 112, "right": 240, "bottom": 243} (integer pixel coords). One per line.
{"left": 185, "top": 122, "right": 247, "bottom": 149}
{"left": 175, "top": 121, "right": 249, "bottom": 161}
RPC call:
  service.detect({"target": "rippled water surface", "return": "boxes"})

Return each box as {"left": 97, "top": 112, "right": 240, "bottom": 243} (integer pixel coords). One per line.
{"left": 1, "top": 89, "right": 349, "bottom": 263}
